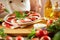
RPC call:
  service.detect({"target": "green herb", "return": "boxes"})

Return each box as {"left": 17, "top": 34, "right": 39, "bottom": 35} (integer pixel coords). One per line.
{"left": 47, "top": 18, "right": 60, "bottom": 33}
{"left": 4, "top": 8, "right": 9, "bottom": 13}
{"left": 0, "top": 28, "right": 7, "bottom": 38}
{"left": 14, "top": 11, "right": 27, "bottom": 19}
{"left": 28, "top": 29, "right": 36, "bottom": 39}
{"left": 53, "top": 31, "right": 60, "bottom": 40}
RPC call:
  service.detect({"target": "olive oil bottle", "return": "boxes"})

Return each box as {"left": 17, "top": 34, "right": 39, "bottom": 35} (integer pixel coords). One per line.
{"left": 53, "top": 2, "right": 60, "bottom": 18}
{"left": 44, "top": 0, "right": 52, "bottom": 19}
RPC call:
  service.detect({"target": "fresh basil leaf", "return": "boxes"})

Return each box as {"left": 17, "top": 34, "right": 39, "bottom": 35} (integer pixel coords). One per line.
{"left": 28, "top": 29, "right": 36, "bottom": 39}
{"left": 14, "top": 11, "right": 21, "bottom": 19}
{"left": 0, "top": 28, "right": 7, "bottom": 38}
{"left": 14, "top": 11, "right": 27, "bottom": 19}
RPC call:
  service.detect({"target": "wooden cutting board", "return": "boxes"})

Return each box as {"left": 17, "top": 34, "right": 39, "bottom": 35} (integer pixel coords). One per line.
{"left": 0, "top": 19, "right": 46, "bottom": 37}
{"left": 0, "top": 25, "right": 33, "bottom": 37}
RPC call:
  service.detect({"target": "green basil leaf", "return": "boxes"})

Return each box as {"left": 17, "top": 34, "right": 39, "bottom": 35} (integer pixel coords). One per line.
{"left": 28, "top": 29, "right": 36, "bottom": 39}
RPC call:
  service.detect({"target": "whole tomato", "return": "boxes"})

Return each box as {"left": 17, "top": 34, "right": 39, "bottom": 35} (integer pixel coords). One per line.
{"left": 6, "top": 36, "right": 13, "bottom": 40}
{"left": 40, "top": 36, "right": 51, "bottom": 40}
{"left": 16, "top": 36, "right": 24, "bottom": 40}
{"left": 35, "top": 29, "right": 48, "bottom": 38}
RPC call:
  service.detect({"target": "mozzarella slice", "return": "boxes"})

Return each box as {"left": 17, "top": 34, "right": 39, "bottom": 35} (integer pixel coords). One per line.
{"left": 33, "top": 23, "right": 47, "bottom": 30}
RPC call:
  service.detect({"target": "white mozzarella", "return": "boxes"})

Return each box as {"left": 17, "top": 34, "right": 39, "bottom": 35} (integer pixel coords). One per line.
{"left": 33, "top": 23, "right": 47, "bottom": 30}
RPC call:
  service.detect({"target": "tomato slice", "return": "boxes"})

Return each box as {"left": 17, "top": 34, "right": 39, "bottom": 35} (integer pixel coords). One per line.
{"left": 5, "top": 22, "right": 12, "bottom": 28}
{"left": 7, "top": 17, "right": 14, "bottom": 22}
{"left": 30, "top": 17, "right": 36, "bottom": 21}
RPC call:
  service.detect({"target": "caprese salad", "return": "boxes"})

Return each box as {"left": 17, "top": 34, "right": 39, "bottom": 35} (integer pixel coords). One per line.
{"left": 1, "top": 17, "right": 60, "bottom": 40}
{"left": 2, "top": 11, "right": 41, "bottom": 29}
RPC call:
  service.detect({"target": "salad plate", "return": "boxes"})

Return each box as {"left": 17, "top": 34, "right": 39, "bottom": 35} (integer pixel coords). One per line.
{"left": 2, "top": 11, "right": 42, "bottom": 29}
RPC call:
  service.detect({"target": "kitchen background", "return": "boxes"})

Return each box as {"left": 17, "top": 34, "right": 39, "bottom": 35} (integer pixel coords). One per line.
{"left": 0, "top": 0, "right": 60, "bottom": 17}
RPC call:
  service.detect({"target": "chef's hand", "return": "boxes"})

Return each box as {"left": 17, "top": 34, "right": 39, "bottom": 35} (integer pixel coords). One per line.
{"left": 0, "top": 2, "right": 5, "bottom": 13}
{"left": 30, "top": 0, "right": 41, "bottom": 12}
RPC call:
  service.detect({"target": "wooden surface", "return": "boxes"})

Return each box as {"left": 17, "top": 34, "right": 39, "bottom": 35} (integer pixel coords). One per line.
{"left": 0, "top": 19, "right": 46, "bottom": 36}
{"left": 0, "top": 25, "right": 33, "bottom": 36}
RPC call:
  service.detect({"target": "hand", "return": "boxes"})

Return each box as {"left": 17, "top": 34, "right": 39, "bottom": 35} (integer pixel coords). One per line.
{"left": 0, "top": 2, "right": 5, "bottom": 13}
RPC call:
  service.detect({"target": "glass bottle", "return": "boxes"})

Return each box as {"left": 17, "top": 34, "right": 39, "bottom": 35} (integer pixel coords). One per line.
{"left": 44, "top": 0, "right": 52, "bottom": 19}
{"left": 53, "top": 2, "right": 60, "bottom": 18}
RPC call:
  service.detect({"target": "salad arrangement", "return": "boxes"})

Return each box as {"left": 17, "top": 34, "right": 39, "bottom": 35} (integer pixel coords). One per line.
{"left": 1, "top": 16, "right": 60, "bottom": 40}
{"left": 2, "top": 11, "right": 41, "bottom": 29}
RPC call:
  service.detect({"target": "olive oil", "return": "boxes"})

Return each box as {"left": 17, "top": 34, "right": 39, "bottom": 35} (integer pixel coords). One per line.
{"left": 53, "top": 2, "right": 60, "bottom": 18}
{"left": 44, "top": 0, "right": 52, "bottom": 19}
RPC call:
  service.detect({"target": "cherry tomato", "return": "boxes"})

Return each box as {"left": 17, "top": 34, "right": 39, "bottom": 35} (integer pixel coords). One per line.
{"left": 6, "top": 36, "right": 13, "bottom": 40}
{"left": 40, "top": 36, "right": 51, "bottom": 40}
{"left": 31, "top": 38, "right": 39, "bottom": 40}
{"left": 35, "top": 29, "right": 48, "bottom": 38}
{"left": 47, "top": 20, "right": 53, "bottom": 25}
{"left": 16, "top": 36, "right": 24, "bottom": 40}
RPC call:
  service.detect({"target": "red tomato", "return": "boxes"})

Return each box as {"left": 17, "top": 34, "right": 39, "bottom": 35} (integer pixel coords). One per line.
{"left": 40, "top": 36, "right": 51, "bottom": 40}
{"left": 7, "top": 17, "right": 14, "bottom": 22}
{"left": 35, "top": 29, "right": 48, "bottom": 38}
{"left": 47, "top": 20, "right": 53, "bottom": 25}
{"left": 31, "top": 38, "right": 39, "bottom": 40}
{"left": 21, "top": 20, "right": 26, "bottom": 23}
{"left": 16, "top": 36, "right": 24, "bottom": 40}
{"left": 5, "top": 22, "right": 12, "bottom": 28}
{"left": 30, "top": 17, "right": 36, "bottom": 21}
{"left": 32, "top": 13, "right": 39, "bottom": 16}
{"left": 6, "top": 36, "right": 13, "bottom": 40}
